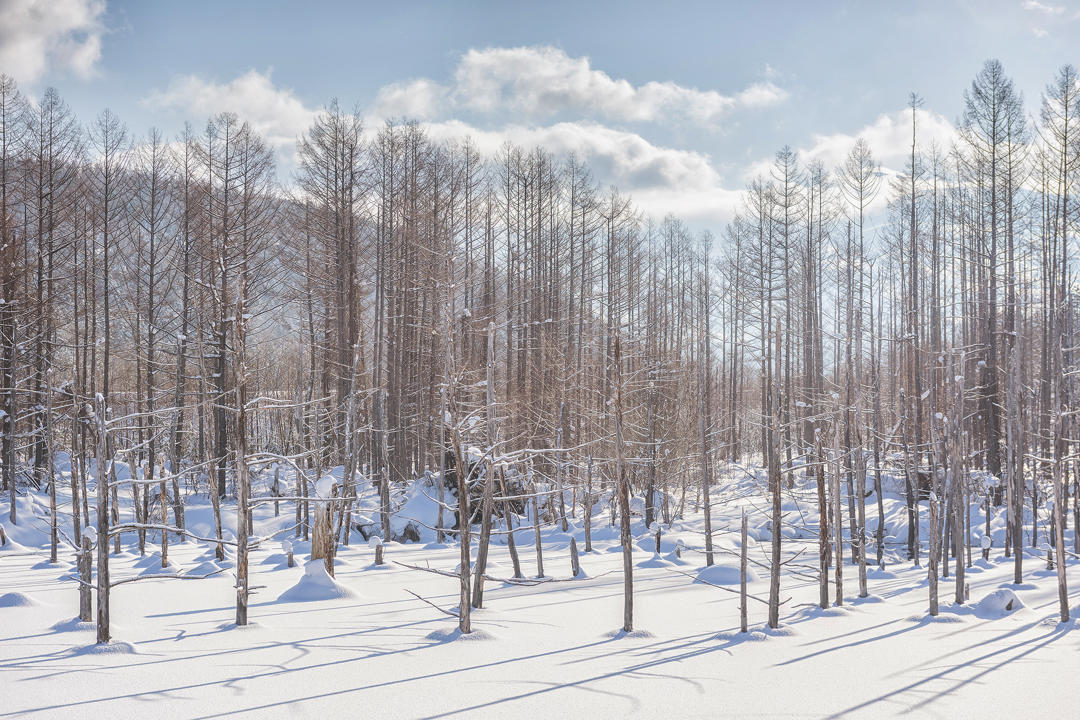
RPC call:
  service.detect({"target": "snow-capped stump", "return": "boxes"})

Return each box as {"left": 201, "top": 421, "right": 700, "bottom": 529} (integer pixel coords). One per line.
{"left": 696, "top": 563, "right": 758, "bottom": 586}
{"left": 282, "top": 539, "right": 295, "bottom": 568}
{"left": 0, "top": 591, "right": 37, "bottom": 608}
{"left": 975, "top": 588, "right": 1025, "bottom": 618}
{"left": 369, "top": 535, "right": 385, "bottom": 565}
{"left": 362, "top": 537, "right": 393, "bottom": 570}
{"left": 277, "top": 559, "right": 357, "bottom": 602}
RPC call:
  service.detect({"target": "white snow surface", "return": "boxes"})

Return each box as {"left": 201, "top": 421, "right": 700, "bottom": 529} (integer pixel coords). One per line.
{"left": 0, "top": 457, "right": 1077, "bottom": 718}
{"left": 277, "top": 560, "right": 358, "bottom": 602}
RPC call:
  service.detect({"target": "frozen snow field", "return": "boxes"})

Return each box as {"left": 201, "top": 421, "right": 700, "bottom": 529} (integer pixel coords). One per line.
{"left": 1, "top": 469, "right": 1077, "bottom": 719}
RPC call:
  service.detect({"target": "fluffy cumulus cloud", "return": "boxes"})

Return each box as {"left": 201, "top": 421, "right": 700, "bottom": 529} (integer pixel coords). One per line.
{"left": 144, "top": 48, "right": 756, "bottom": 226}
{"left": 144, "top": 69, "right": 317, "bottom": 150}
{"left": 0, "top": 0, "right": 106, "bottom": 83}
{"left": 743, "top": 107, "right": 958, "bottom": 188}
{"left": 420, "top": 119, "right": 740, "bottom": 224}
{"left": 801, "top": 107, "right": 957, "bottom": 172}
{"left": 366, "top": 45, "right": 783, "bottom": 225}
{"left": 372, "top": 78, "right": 447, "bottom": 121}
{"left": 428, "top": 120, "right": 719, "bottom": 190}
{"left": 374, "top": 45, "right": 787, "bottom": 129}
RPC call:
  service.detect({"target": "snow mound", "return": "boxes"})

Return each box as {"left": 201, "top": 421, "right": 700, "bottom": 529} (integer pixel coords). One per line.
{"left": 636, "top": 553, "right": 672, "bottom": 568}
{"left": 604, "top": 628, "right": 655, "bottom": 640}
{"left": 218, "top": 621, "right": 267, "bottom": 631}
{"left": 0, "top": 537, "right": 28, "bottom": 552}
{"left": 277, "top": 560, "right": 357, "bottom": 602}
{"left": 389, "top": 475, "right": 447, "bottom": 543}
{"left": 793, "top": 604, "right": 853, "bottom": 620}
{"left": 1040, "top": 613, "right": 1080, "bottom": 630}
{"left": 0, "top": 591, "right": 38, "bottom": 607}
{"left": 662, "top": 550, "right": 692, "bottom": 566}
{"left": 185, "top": 561, "right": 224, "bottom": 576}
{"left": 758, "top": 625, "right": 797, "bottom": 638}
{"left": 75, "top": 641, "right": 139, "bottom": 655}
{"left": 194, "top": 549, "right": 233, "bottom": 569}
{"left": 133, "top": 552, "right": 166, "bottom": 568}
{"left": 975, "top": 588, "right": 1025, "bottom": 618}
{"left": 422, "top": 542, "right": 451, "bottom": 551}
{"left": 715, "top": 624, "right": 795, "bottom": 642}
{"left": 260, "top": 552, "right": 302, "bottom": 571}
{"left": 138, "top": 560, "right": 178, "bottom": 576}
{"left": 52, "top": 618, "right": 96, "bottom": 632}
{"left": 718, "top": 630, "right": 766, "bottom": 642}
{"left": 425, "top": 627, "right": 497, "bottom": 642}
{"left": 695, "top": 563, "right": 757, "bottom": 586}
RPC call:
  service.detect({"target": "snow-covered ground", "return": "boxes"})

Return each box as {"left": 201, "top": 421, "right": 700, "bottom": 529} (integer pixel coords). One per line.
{"left": 1, "top": 462, "right": 1077, "bottom": 719}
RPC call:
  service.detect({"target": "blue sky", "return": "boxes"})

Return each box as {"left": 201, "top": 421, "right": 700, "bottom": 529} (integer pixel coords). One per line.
{"left": 2, "top": 0, "right": 1077, "bottom": 228}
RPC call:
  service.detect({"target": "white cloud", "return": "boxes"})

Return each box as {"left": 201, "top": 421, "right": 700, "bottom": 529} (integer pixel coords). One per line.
{"left": 142, "top": 53, "right": 751, "bottom": 226}
{"left": 743, "top": 107, "right": 957, "bottom": 183}
{"left": 734, "top": 82, "right": 789, "bottom": 109}
{"left": 802, "top": 107, "right": 957, "bottom": 172}
{"left": 1022, "top": 0, "right": 1064, "bottom": 14}
{"left": 420, "top": 119, "right": 739, "bottom": 225}
{"left": 1022, "top": 1, "right": 1076, "bottom": 35}
{"left": 0, "top": 0, "right": 106, "bottom": 84}
{"left": 143, "top": 69, "right": 317, "bottom": 151}
{"left": 374, "top": 46, "right": 786, "bottom": 129}
{"left": 372, "top": 78, "right": 447, "bottom": 120}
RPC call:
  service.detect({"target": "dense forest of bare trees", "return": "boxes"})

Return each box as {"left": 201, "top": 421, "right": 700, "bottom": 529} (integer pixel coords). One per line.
{"left": 0, "top": 58, "right": 1077, "bottom": 631}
